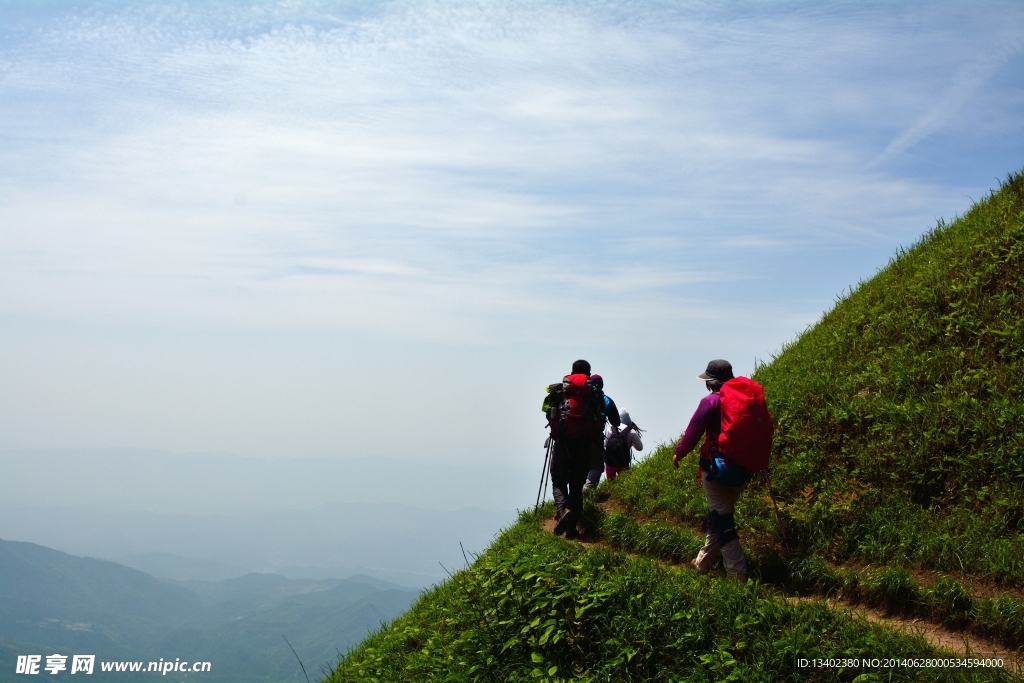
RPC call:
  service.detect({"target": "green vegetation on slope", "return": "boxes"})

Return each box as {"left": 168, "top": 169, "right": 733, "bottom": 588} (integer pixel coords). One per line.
{"left": 609, "top": 171, "right": 1024, "bottom": 583}
{"left": 597, "top": 474, "right": 1024, "bottom": 650}
{"left": 328, "top": 510, "right": 1013, "bottom": 682}
{"left": 760, "top": 171, "right": 1024, "bottom": 583}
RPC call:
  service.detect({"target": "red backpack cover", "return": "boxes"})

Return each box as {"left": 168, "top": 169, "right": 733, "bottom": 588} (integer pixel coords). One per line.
{"left": 556, "top": 373, "right": 602, "bottom": 437}
{"left": 717, "top": 377, "right": 774, "bottom": 472}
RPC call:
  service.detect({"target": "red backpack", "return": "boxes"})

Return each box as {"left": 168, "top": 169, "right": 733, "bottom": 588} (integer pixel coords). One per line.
{"left": 717, "top": 377, "right": 774, "bottom": 472}
{"left": 545, "top": 373, "right": 603, "bottom": 438}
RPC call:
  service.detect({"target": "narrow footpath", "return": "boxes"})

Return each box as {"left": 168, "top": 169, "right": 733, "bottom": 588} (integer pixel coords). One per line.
{"left": 541, "top": 508, "right": 1022, "bottom": 671}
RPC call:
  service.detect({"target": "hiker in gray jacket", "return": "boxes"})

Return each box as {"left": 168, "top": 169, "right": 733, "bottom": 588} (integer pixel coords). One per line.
{"left": 603, "top": 408, "right": 643, "bottom": 481}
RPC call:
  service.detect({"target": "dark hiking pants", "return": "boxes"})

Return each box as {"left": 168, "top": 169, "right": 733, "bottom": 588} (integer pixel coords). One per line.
{"left": 550, "top": 436, "right": 590, "bottom": 529}
{"left": 583, "top": 438, "right": 604, "bottom": 490}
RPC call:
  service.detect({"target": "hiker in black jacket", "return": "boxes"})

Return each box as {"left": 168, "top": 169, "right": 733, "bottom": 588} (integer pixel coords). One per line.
{"left": 545, "top": 359, "right": 619, "bottom": 539}
{"left": 582, "top": 374, "right": 620, "bottom": 491}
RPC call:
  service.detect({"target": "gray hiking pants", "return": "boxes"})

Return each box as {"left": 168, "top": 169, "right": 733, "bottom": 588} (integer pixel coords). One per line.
{"left": 694, "top": 478, "right": 748, "bottom": 581}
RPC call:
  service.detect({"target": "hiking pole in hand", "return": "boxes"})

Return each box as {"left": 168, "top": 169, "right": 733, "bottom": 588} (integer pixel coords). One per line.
{"left": 763, "top": 468, "right": 791, "bottom": 552}
{"left": 535, "top": 436, "right": 552, "bottom": 511}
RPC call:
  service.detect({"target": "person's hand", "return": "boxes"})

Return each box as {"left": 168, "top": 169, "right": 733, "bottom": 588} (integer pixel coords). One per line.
{"left": 672, "top": 453, "right": 681, "bottom": 468}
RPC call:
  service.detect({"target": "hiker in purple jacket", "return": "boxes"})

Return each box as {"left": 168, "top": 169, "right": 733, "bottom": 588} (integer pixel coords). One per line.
{"left": 673, "top": 359, "right": 748, "bottom": 582}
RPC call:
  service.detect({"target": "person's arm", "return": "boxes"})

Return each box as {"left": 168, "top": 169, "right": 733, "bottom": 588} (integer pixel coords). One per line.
{"left": 672, "top": 395, "right": 716, "bottom": 467}
{"left": 630, "top": 431, "right": 643, "bottom": 451}
{"left": 605, "top": 396, "right": 621, "bottom": 428}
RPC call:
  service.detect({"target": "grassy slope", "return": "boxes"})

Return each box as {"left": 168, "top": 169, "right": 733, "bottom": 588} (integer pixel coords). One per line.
{"left": 609, "top": 171, "right": 1024, "bottom": 582}
{"left": 603, "top": 172, "right": 1024, "bottom": 648}
{"left": 326, "top": 510, "right": 1011, "bottom": 683}
{"left": 758, "top": 170, "right": 1024, "bottom": 582}
{"left": 327, "top": 173, "right": 1024, "bottom": 681}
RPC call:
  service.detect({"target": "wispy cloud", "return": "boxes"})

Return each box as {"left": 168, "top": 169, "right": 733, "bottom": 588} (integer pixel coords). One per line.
{"left": 874, "top": 32, "right": 1024, "bottom": 165}
{"left": 0, "top": 1, "right": 1021, "bottom": 457}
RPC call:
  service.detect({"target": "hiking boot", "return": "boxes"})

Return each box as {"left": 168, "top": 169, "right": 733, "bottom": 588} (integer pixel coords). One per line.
{"left": 564, "top": 526, "right": 579, "bottom": 540}
{"left": 553, "top": 511, "right": 574, "bottom": 536}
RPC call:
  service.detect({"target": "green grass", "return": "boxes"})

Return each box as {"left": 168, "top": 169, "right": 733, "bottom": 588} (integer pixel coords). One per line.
{"left": 600, "top": 510, "right": 704, "bottom": 565}
{"left": 596, "top": 470, "right": 1024, "bottom": 649}
{"left": 326, "top": 510, "right": 1015, "bottom": 683}
{"left": 606, "top": 171, "right": 1024, "bottom": 586}
{"left": 755, "top": 171, "right": 1024, "bottom": 585}
{"left": 783, "top": 556, "right": 1024, "bottom": 648}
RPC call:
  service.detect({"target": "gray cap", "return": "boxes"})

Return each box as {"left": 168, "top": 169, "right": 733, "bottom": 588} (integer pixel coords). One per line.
{"left": 697, "top": 359, "right": 734, "bottom": 382}
{"left": 618, "top": 409, "right": 631, "bottom": 426}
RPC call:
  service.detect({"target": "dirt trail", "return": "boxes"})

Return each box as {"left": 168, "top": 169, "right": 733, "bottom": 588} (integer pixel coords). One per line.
{"left": 790, "top": 596, "right": 1021, "bottom": 670}
{"left": 541, "top": 515, "right": 1022, "bottom": 671}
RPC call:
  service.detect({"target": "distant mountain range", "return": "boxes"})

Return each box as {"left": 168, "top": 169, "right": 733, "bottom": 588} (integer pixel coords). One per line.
{"left": 0, "top": 449, "right": 537, "bottom": 515}
{"left": 0, "top": 449, "right": 528, "bottom": 587}
{"left": 0, "top": 539, "right": 419, "bottom": 682}
{"left": 0, "top": 501, "right": 515, "bottom": 587}
{"left": 0, "top": 448, "right": 533, "bottom": 680}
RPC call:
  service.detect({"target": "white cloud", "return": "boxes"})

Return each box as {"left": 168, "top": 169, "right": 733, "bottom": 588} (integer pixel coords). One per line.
{"left": 0, "top": 1, "right": 1020, "bottom": 460}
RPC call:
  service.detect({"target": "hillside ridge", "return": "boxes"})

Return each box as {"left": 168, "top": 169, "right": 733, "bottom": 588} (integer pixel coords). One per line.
{"left": 327, "top": 171, "right": 1024, "bottom": 682}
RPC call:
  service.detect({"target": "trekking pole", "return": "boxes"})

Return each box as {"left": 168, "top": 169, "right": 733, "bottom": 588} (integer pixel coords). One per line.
{"left": 541, "top": 445, "right": 550, "bottom": 504}
{"left": 535, "top": 436, "right": 552, "bottom": 510}
{"left": 763, "top": 468, "right": 791, "bottom": 552}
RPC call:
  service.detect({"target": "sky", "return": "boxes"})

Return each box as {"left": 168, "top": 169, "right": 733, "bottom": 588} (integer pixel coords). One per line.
{"left": 2, "top": 0, "right": 1022, "bottom": 476}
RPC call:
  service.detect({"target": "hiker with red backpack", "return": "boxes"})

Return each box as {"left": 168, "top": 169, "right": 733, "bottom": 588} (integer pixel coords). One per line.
{"left": 672, "top": 359, "right": 774, "bottom": 582}
{"left": 543, "top": 359, "right": 619, "bottom": 539}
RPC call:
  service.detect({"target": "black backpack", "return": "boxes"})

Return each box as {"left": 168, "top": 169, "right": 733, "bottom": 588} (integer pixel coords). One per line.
{"left": 604, "top": 423, "right": 636, "bottom": 468}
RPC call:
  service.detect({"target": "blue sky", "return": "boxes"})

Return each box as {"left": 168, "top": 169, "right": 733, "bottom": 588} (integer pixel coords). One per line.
{"left": 1, "top": 1, "right": 1022, "bottom": 474}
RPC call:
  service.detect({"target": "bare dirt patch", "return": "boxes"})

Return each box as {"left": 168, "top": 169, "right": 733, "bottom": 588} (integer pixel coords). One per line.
{"left": 542, "top": 516, "right": 600, "bottom": 545}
